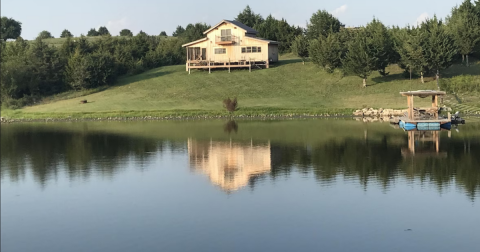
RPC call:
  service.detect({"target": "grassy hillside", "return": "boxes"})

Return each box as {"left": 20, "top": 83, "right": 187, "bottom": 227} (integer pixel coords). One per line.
{"left": 3, "top": 54, "right": 480, "bottom": 119}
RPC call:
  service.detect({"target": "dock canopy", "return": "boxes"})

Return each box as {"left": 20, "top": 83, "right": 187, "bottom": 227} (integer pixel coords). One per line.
{"left": 400, "top": 90, "right": 446, "bottom": 98}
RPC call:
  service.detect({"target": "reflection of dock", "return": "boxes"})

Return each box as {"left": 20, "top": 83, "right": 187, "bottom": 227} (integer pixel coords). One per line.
{"left": 401, "top": 131, "right": 447, "bottom": 158}
{"left": 187, "top": 139, "right": 271, "bottom": 192}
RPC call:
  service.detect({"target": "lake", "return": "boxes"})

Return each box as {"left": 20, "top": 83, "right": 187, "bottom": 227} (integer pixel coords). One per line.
{"left": 1, "top": 119, "right": 479, "bottom": 252}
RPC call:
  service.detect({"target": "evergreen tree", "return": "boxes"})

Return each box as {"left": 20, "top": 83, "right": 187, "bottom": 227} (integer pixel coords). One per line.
{"left": 342, "top": 31, "right": 376, "bottom": 87}
{"left": 119, "top": 29, "right": 133, "bottom": 37}
{"left": 172, "top": 26, "right": 185, "bottom": 37}
{"left": 396, "top": 27, "right": 428, "bottom": 82}
{"left": 365, "top": 18, "right": 394, "bottom": 76}
{"left": 306, "top": 10, "right": 343, "bottom": 39}
{"left": 447, "top": 0, "right": 480, "bottom": 66}
{"left": 159, "top": 31, "right": 167, "bottom": 36}
{"left": 291, "top": 34, "right": 309, "bottom": 64}
{"left": 60, "top": 29, "right": 73, "bottom": 38}
{"left": 309, "top": 33, "right": 344, "bottom": 73}
{"left": 235, "top": 5, "right": 264, "bottom": 28}
{"left": 421, "top": 16, "right": 456, "bottom": 82}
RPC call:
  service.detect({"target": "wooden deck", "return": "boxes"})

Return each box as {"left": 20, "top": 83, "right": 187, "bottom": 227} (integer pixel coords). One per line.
{"left": 186, "top": 59, "right": 269, "bottom": 74}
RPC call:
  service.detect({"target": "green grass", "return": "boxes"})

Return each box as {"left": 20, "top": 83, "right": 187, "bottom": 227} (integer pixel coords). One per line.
{"left": 2, "top": 54, "right": 479, "bottom": 120}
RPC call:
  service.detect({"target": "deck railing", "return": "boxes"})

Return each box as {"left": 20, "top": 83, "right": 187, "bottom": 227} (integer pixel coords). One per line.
{"left": 215, "top": 35, "right": 237, "bottom": 43}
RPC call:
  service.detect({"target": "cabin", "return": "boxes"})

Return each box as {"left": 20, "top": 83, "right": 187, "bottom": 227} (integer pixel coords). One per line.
{"left": 182, "top": 20, "right": 279, "bottom": 73}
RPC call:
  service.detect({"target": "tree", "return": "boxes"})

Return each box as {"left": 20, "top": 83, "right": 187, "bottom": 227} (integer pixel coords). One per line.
{"left": 37, "top": 30, "right": 54, "bottom": 39}
{"left": 291, "top": 34, "right": 309, "bottom": 64}
{"left": 172, "top": 25, "right": 185, "bottom": 37}
{"left": 87, "top": 28, "right": 99, "bottom": 36}
{"left": 235, "top": 5, "right": 264, "bottom": 28}
{"left": 119, "top": 29, "right": 133, "bottom": 37}
{"left": 60, "top": 29, "right": 73, "bottom": 38}
{"left": 342, "top": 31, "right": 376, "bottom": 87}
{"left": 447, "top": 0, "right": 480, "bottom": 66}
{"left": 1, "top": 17, "right": 22, "bottom": 41}
{"left": 396, "top": 27, "right": 428, "bottom": 82}
{"left": 421, "top": 16, "right": 456, "bottom": 85}
{"left": 364, "top": 18, "right": 394, "bottom": 76}
{"left": 255, "top": 16, "right": 301, "bottom": 53}
{"left": 137, "top": 30, "right": 148, "bottom": 36}
{"left": 98, "top": 26, "right": 110, "bottom": 36}
{"left": 310, "top": 33, "right": 344, "bottom": 72}
{"left": 307, "top": 10, "right": 343, "bottom": 39}
{"left": 159, "top": 31, "right": 167, "bottom": 36}
{"left": 183, "top": 23, "right": 210, "bottom": 41}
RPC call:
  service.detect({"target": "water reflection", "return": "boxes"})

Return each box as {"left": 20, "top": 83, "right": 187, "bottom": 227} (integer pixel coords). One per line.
{"left": 402, "top": 130, "right": 447, "bottom": 158}
{"left": 188, "top": 139, "right": 270, "bottom": 192}
{"left": 1, "top": 121, "right": 479, "bottom": 200}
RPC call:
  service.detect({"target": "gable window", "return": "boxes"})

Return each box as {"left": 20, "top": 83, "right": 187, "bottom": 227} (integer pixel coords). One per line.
{"left": 221, "top": 29, "right": 232, "bottom": 41}
{"left": 241, "top": 46, "right": 262, "bottom": 53}
{"left": 215, "top": 48, "right": 226, "bottom": 54}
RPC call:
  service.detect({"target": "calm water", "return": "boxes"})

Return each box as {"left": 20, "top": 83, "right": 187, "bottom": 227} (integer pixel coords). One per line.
{"left": 1, "top": 119, "right": 479, "bottom": 252}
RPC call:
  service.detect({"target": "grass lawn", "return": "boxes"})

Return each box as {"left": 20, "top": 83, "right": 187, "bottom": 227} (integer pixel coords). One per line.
{"left": 2, "top": 54, "right": 479, "bottom": 119}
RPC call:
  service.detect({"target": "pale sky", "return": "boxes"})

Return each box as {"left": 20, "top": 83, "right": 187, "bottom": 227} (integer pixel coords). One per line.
{"left": 2, "top": 0, "right": 465, "bottom": 40}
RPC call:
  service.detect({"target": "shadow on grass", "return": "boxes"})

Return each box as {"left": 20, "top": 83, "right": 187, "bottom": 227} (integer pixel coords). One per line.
{"left": 371, "top": 73, "right": 406, "bottom": 84}
{"left": 275, "top": 58, "right": 304, "bottom": 67}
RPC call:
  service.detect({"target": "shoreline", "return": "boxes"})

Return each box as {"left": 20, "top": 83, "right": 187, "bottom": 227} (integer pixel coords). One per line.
{"left": 2, "top": 108, "right": 478, "bottom": 124}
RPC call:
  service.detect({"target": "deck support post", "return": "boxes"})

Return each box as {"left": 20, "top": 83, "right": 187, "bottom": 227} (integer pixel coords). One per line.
{"left": 209, "top": 60, "right": 211, "bottom": 74}
{"left": 229, "top": 59, "right": 230, "bottom": 73}
{"left": 249, "top": 58, "right": 251, "bottom": 72}
{"left": 432, "top": 95, "right": 438, "bottom": 119}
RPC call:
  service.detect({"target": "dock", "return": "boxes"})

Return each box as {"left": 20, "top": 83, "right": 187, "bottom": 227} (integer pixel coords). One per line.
{"left": 395, "top": 90, "right": 451, "bottom": 131}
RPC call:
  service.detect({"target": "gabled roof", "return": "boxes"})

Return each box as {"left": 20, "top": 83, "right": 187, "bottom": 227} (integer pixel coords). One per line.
{"left": 182, "top": 37, "right": 208, "bottom": 47}
{"left": 203, "top": 20, "right": 258, "bottom": 35}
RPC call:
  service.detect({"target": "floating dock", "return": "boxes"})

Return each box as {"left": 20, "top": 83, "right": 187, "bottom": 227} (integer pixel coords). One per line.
{"left": 394, "top": 90, "right": 451, "bottom": 131}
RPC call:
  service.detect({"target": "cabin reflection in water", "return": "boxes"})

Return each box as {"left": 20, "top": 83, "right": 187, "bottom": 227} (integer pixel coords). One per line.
{"left": 402, "top": 130, "right": 447, "bottom": 158}
{"left": 187, "top": 138, "right": 271, "bottom": 192}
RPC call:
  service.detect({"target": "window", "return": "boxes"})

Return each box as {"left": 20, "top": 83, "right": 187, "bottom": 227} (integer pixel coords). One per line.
{"left": 215, "top": 48, "right": 226, "bottom": 54}
{"left": 241, "top": 47, "right": 262, "bottom": 53}
{"left": 221, "top": 29, "right": 232, "bottom": 41}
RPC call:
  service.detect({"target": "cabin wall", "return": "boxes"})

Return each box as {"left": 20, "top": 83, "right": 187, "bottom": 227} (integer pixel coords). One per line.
{"left": 185, "top": 22, "right": 276, "bottom": 64}
{"left": 268, "top": 45, "right": 279, "bottom": 62}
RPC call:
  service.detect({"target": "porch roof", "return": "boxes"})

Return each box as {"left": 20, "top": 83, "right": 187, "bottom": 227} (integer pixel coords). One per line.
{"left": 182, "top": 37, "right": 208, "bottom": 47}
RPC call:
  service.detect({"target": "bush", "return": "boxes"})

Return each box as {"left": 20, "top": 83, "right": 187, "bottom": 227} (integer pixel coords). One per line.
{"left": 440, "top": 75, "right": 480, "bottom": 93}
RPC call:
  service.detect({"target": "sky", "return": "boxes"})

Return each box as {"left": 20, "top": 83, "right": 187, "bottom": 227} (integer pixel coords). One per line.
{"left": 2, "top": 0, "right": 465, "bottom": 40}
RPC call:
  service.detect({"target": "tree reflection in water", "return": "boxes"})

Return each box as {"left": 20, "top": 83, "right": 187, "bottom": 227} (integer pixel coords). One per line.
{"left": 1, "top": 122, "right": 479, "bottom": 200}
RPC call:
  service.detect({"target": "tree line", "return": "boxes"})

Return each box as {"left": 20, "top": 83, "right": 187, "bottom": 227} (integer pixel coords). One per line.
{"left": 1, "top": 1, "right": 479, "bottom": 106}
{"left": 291, "top": 0, "right": 480, "bottom": 87}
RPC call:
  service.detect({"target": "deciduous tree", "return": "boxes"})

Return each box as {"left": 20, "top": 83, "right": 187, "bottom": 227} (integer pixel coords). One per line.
{"left": 37, "top": 30, "right": 54, "bottom": 39}
{"left": 119, "top": 29, "right": 133, "bottom": 37}
{"left": 87, "top": 28, "right": 99, "bottom": 36}
{"left": 97, "top": 26, "right": 110, "bottom": 36}
{"left": 1, "top": 17, "right": 22, "bottom": 41}
{"left": 365, "top": 18, "right": 394, "bottom": 76}
{"left": 60, "top": 29, "right": 73, "bottom": 38}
